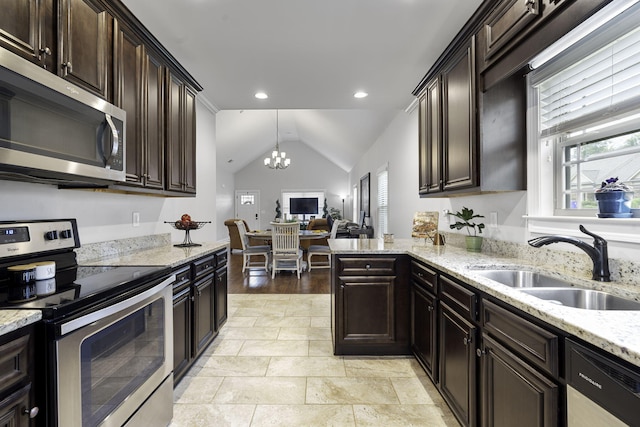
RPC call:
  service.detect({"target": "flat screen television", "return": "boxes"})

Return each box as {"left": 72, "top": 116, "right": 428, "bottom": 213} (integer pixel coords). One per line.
{"left": 290, "top": 197, "right": 318, "bottom": 215}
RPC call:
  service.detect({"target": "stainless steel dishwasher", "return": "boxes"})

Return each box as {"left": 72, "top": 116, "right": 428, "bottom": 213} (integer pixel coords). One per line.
{"left": 566, "top": 339, "right": 640, "bottom": 427}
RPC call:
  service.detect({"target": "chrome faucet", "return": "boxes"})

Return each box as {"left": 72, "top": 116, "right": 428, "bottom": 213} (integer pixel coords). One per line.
{"left": 527, "top": 225, "right": 611, "bottom": 282}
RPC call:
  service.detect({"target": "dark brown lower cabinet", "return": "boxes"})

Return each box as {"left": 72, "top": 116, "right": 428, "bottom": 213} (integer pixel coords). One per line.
{"left": 439, "top": 301, "right": 478, "bottom": 427}
{"left": 215, "top": 265, "right": 228, "bottom": 328}
{"left": 172, "top": 285, "right": 191, "bottom": 382}
{"left": 480, "top": 334, "right": 558, "bottom": 427}
{"left": 193, "top": 273, "right": 215, "bottom": 357}
{"left": 411, "top": 283, "right": 438, "bottom": 381}
{"left": 0, "top": 326, "right": 36, "bottom": 427}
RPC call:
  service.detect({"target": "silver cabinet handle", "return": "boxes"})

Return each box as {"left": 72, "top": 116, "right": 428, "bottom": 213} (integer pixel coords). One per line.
{"left": 525, "top": 0, "right": 537, "bottom": 14}
{"left": 476, "top": 348, "right": 486, "bottom": 357}
{"left": 463, "top": 336, "right": 472, "bottom": 346}
{"left": 63, "top": 61, "right": 72, "bottom": 72}
{"left": 23, "top": 406, "right": 39, "bottom": 418}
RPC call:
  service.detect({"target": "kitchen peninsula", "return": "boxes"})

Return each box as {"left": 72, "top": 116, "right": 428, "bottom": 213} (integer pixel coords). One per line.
{"left": 330, "top": 237, "right": 640, "bottom": 427}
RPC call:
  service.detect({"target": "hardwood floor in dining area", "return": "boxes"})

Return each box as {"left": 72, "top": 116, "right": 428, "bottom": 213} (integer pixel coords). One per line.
{"left": 227, "top": 250, "right": 331, "bottom": 294}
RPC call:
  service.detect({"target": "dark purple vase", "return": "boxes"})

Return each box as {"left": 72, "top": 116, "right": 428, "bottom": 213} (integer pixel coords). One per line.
{"left": 595, "top": 191, "right": 633, "bottom": 218}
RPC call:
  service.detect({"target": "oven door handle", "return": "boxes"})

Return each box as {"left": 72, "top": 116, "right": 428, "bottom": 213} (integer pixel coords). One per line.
{"left": 59, "top": 274, "right": 175, "bottom": 336}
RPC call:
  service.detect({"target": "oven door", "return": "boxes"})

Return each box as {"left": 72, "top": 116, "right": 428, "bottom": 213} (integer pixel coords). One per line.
{"left": 55, "top": 275, "right": 174, "bottom": 427}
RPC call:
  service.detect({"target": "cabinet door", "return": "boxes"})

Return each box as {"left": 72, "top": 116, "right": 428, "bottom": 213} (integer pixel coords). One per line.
{"left": 480, "top": 334, "right": 558, "bottom": 427}
{"left": 0, "top": 384, "right": 31, "bottom": 427}
{"left": 337, "top": 277, "right": 395, "bottom": 345}
{"left": 442, "top": 37, "right": 477, "bottom": 192}
{"left": 114, "top": 21, "right": 144, "bottom": 185}
{"left": 183, "top": 86, "right": 197, "bottom": 193}
{"left": 166, "top": 72, "right": 183, "bottom": 192}
{"left": 144, "top": 52, "right": 165, "bottom": 189}
{"left": 215, "top": 266, "right": 228, "bottom": 329}
{"left": 193, "top": 273, "right": 215, "bottom": 357}
{"left": 411, "top": 284, "right": 438, "bottom": 381}
{"left": 172, "top": 287, "right": 191, "bottom": 384}
{"left": 0, "top": 0, "right": 54, "bottom": 69}
{"left": 439, "top": 301, "right": 477, "bottom": 427}
{"left": 418, "top": 77, "right": 442, "bottom": 195}
{"left": 58, "top": 0, "right": 110, "bottom": 99}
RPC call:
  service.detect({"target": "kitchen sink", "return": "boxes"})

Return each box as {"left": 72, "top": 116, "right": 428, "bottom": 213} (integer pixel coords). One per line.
{"left": 470, "top": 269, "right": 577, "bottom": 288}
{"left": 518, "top": 288, "right": 640, "bottom": 310}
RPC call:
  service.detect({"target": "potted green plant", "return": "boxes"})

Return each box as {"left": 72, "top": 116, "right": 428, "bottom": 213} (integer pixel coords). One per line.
{"left": 448, "top": 207, "right": 485, "bottom": 252}
{"left": 274, "top": 199, "right": 282, "bottom": 221}
{"left": 594, "top": 177, "right": 633, "bottom": 218}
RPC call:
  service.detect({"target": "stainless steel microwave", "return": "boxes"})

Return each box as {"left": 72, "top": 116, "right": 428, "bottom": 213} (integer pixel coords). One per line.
{"left": 0, "top": 49, "right": 126, "bottom": 185}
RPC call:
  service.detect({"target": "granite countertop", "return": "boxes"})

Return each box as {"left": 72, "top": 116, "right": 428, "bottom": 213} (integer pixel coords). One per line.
{"left": 0, "top": 241, "right": 228, "bottom": 338}
{"left": 330, "top": 238, "right": 640, "bottom": 368}
{"left": 0, "top": 310, "right": 42, "bottom": 336}
{"left": 80, "top": 241, "right": 228, "bottom": 268}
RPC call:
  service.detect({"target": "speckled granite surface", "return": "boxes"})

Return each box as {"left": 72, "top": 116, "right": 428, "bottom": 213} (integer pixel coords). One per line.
{"left": 0, "top": 310, "right": 41, "bottom": 336}
{"left": 78, "top": 240, "right": 229, "bottom": 268}
{"left": 330, "top": 237, "right": 640, "bottom": 368}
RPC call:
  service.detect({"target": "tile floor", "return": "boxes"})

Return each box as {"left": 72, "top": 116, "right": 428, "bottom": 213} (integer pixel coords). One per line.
{"left": 171, "top": 294, "right": 459, "bottom": 426}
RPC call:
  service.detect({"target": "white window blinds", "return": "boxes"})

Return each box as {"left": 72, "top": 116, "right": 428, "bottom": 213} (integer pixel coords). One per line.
{"left": 377, "top": 165, "right": 388, "bottom": 234}
{"left": 532, "top": 4, "right": 640, "bottom": 139}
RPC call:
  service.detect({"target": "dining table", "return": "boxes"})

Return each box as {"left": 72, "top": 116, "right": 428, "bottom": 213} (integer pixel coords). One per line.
{"left": 246, "top": 229, "right": 330, "bottom": 241}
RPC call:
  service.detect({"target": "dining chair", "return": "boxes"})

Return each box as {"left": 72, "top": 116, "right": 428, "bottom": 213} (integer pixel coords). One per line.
{"left": 307, "top": 219, "right": 339, "bottom": 271}
{"left": 270, "top": 221, "right": 303, "bottom": 279}
{"left": 235, "top": 220, "right": 270, "bottom": 273}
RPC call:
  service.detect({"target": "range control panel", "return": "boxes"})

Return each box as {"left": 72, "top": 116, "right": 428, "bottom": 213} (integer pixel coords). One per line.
{"left": 0, "top": 219, "right": 80, "bottom": 259}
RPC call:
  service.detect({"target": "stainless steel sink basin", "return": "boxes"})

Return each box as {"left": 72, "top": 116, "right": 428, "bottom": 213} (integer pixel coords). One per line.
{"left": 519, "top": 288, "right": 640, "bottom": 310}
{"left": 471, "top": 269, "right": 576, "bottom": 288}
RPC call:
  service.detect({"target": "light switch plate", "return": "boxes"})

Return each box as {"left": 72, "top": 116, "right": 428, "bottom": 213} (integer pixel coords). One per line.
{"left": 132, "top": 212, "right": 140, "bottom": 227}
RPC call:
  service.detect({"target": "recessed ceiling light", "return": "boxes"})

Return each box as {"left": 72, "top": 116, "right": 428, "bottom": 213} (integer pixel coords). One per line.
{"left": 354, "top": 91, "right": 368, "bottom": 99}
{"left": 255, "top": 92, "right": 268, "bottom": 99}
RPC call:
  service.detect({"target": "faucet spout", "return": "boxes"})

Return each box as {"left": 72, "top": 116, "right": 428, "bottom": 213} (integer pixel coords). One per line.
{"left": 527, "top": 225, "right": 610, "bottom": 282}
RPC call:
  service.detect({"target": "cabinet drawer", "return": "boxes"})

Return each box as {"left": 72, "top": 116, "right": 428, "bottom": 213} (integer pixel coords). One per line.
{"left": 215, "top": 249, "right": 228, "bottom": 267}
{"left": 482, "top": 299, "right": 559, "bottom": 377}
{"left": 172, "top": 265, "right": 191, "bottom": 291}
{"left": 338, "top": 257, "right": 396, "bottom": 276}
{"left": 193, "top": 255, "right": 215, "bottom": 279}
{"left": 439, "top": 275, "right": 477, "bottom": 320}
{"left": 411, "top": 261, "right": 437, "bottom": 294}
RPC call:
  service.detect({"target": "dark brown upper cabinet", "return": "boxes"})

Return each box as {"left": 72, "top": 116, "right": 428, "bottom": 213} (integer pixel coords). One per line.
{"left": 417, "top": 37, "right": 478, "bottom": 196}
{"left": 0, "top": 0, "right": 56, "bottom": 70}
{"left": 114, "top": 20, "right": 165, "bottom": 190}
{"left": 58, "top": 0, "right": 111, "bottom": 99}
{"left": 166, "top": 72, "right": 196, "bottom": 194}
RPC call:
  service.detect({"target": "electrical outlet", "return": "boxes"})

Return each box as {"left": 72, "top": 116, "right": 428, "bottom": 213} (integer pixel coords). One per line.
{"left": 132, "top": 212, "right": 140, "bottom": 227}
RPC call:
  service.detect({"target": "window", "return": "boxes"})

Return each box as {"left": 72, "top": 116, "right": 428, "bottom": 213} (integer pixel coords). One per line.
{"left": 377, "top": 164, "right": 389, "bottom": 234}
{"left": 352, "top": 184, "right": 358, "bottom": 222}
{"left": 529, "top": 1, "right": 640, "bottom": 216}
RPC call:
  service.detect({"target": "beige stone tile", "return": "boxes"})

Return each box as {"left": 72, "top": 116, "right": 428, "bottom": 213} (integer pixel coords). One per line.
{"left": 308, "top": 340, "right": 335, "bottom": 356}
{"left": 219, "top": 326, "right": 280, "bottom": 340}
{"left": 285, "top": 305, "right": 331, "bottom": 317}
{"left": 310, "top": 316, "right": 331, "bottom": 328}
{"left": 232, "top": 306, "right": 288, "bottom": 317}
{"left": 170, "top": 403, "right": 255, "bottom": 426}
{"left": 353, "top": 404, "right": 454, "bottom": 427}
{"left": 278, "top": 327, "right": 332, "bottom": 340}
{"left": 198, "top": 356, "right": 270, "bottom": 376}
{"left": 266, "top": 356, "right": 346, "bottom": 377}
{"left": 225, "top": 316, "right": 258, "bottom": 327}
{"left": 391, "top": 377, "right": 438, "bottom": 404}
{"left": 306, "top": 377, "right": 399, "bottom": 404}
{"left": 213, "top": 377, "right": 307, "bottom": 404}
{"left": 344, "top": 357, "right": 420, "bottom": 378}
{"left": 251, "top": 404, "right": 355, "bottom": 427}
{"left": 173, "top": 376, "right": 224, "bottom": 403}
{"left": 255, "top": 315, "right": 311, "bottom": 328}
{"left": 202, "top": 339, "right": 245, "bottom": 356}
{"left": 239, "top": 340, "right": 309, "bottom": 357}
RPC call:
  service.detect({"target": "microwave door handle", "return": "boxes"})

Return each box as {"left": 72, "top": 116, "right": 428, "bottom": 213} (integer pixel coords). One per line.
{"left": 104, "top": 114, "right": 119, "bottom": 160}
{"left": 95, "top": 114, "right": 119, "bottom": 166}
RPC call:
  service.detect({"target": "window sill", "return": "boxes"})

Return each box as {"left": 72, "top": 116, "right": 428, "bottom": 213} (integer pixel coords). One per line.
{"left": 525, "top": 215, "right": 640, "bottom": 244}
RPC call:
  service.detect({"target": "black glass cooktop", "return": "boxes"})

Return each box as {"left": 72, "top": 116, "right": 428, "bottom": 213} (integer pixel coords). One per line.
{"left": 0, "top": 264, "right": 171, "bottom": 321}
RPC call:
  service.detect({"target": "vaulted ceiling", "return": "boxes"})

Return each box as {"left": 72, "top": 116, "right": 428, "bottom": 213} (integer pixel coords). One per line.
{"left": 121, "top": 0, "right": 484, "bottom": 173}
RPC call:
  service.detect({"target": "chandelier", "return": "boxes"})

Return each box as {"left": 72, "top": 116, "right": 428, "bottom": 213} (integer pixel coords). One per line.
{"left": 264, "top": 110, "right": 290, "bottom": 169}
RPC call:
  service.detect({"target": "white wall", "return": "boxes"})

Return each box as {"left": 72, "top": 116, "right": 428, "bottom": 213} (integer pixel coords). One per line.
{"left": 0, "top": 97, "right": 220, "bottom": 245}
{"left": 348, "top": 108, "right": 533, "bottom": 242}
{"left": 234, "top": 142, "right": 350, "bottom": 230}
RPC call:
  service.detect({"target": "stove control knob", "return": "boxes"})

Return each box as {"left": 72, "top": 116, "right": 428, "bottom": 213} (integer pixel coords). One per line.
{"left": 45, "top": 231, "right": 58, "bottom": 240}
{"left": 60, "top": 229, "right": 73, "bottom": 239}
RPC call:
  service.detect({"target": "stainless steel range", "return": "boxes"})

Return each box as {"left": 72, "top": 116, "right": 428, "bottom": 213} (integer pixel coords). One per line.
{"left": 0, "top": 219, "right": 174, "bottom": 427}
